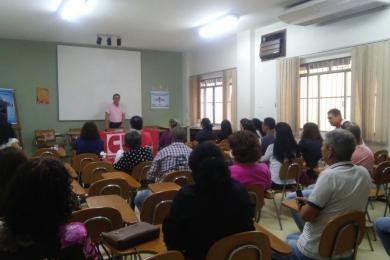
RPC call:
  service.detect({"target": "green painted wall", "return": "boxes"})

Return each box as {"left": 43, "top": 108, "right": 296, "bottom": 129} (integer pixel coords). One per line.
{"left": 0, "top": 39, "right": 183, "bottom": 155}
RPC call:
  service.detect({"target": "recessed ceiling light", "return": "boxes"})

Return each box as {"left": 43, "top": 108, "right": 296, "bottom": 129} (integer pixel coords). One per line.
{"left": 199, "top": 14, "right": 239, "bottom": 39}
{"left": 59, "top": 0, "right": 91, "bottom": 21}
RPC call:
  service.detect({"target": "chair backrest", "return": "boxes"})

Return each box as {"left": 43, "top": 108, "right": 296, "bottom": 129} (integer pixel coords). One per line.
{"left": 81, "top": 161, "right": 114, "bottom": 185}
{"left": 162, "top": 170, "right": 193, "bottom": 186}
{"left": 219, "top": 139, "right": 230, "bottom": 151}
{"left": 372, "top": 161, "right": 390, "bottom": 185}
{"left": 279, "top": 158, "right": 302, "bottom": 182}
{"left": 244, "top": 185, "right": 265, "bottom": 222}
{"left": 131, "top": 161, "right": 152, "bottom": 180}
{"left": 88, "top": 178, "right": 130, "bottom": 200}
{"left": 72, "top": 153, "right": 99, "bottom": 173}
{"left": 319, "top": 211, "right": 365, "bottom": 259}
{"left": 70, "top": 207, "right": 124, "bottom": 244}
{"left": 33, "top": 148, "right": 60, "bottom": 158}
{"left": 374, "top": 150, "right": 388, "bottom": 165}
{"left": 69, "top": 128, "right": 81, "bottom": 139}
{"left": 205, "top": 231, "right": 271, "bottom": 260}
{"left": 140, "top": 190, "right": 178, "bottom": 225}
{"left": 146, "top": 251, "right": 185, "bottom": 260}
{"left": 35, "top": 129, "right": 56, "bottom": 142}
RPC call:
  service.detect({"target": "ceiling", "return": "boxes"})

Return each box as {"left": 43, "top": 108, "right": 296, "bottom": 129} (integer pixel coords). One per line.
{"left": 0, "top": 0, "right": 295, "bottom": 51}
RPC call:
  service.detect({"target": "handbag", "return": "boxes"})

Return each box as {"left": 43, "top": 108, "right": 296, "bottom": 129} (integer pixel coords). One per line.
{"left": 101, "top": 222, "right": 160, "bottom": 250}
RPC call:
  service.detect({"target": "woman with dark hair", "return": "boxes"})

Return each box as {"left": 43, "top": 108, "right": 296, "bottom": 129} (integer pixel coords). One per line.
{"left": 75, "top": 121, "right": 104, "bottom": 155}
{"left": 0, "top": 158, "right": 97, "bottom": 259}
{"left": 163, "top": 143, "right": 254, "bottom": 260}
{"left": 261, "top": 122, "right": 299, "bottom": 189}
{"left": 0, "top": 122, "right": 20, "bottom": 150}
{"left": 252, "top": 118, "right": 266, "bottom": 138}
{"left": 195, "top": 118, "right": 216, "bottom": 144}
{"left": 217, "top": 119, "right": 233, "bottom": 142}
{"left": 229, "top": 131, "right": 271, "bottom": 190}
{"left": 159, "top": 119, "right": 179, "bottom": 149}
{"left": 299, "top": 122, "right": 322, "bottom": 184}
{"left": 240, "top": 118, "right": 257, "bottom": 136}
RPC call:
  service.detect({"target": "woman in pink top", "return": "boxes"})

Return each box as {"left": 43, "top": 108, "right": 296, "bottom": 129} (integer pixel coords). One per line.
{"left": 228, "top": 130, "right": 271, "bottom": 190}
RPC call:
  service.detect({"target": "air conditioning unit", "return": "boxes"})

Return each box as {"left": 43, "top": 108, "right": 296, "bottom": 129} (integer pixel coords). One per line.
{"left": 279, "top": 0, "right": 390, "bottom": 26}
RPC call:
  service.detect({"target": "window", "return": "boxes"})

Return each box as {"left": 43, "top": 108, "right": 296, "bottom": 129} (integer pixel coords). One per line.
{"left": 299, "top": 57, "right": 351, "bottom": 131}
{"left": 199, "top": 77, "right": 223, "bottom": 124}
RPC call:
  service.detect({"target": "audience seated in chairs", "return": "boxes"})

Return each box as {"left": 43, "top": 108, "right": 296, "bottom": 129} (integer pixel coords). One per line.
{"left": 298, "top": 122, "right": 323, "bottom": 185}
{"left": 0, "top": 121, "right": 20, "bottom": 150}
{"left": 195, "top": 118, "right": 216, "bottom": 144}
{"left": 130, "top": 115, "right": 154, "bottom": 150}
{"left": 134, "top": 126, "right": 192, "bottom": 209}
{"left": 261, "top": 117, "right": 276, "bottom": 155}
{"left": 0, "top": 158, "right": 97, "bottom": 259}
{"left": 217, "top": 119, "right": 233, "bottom": 143}
{"left": 252, "top": 118, "right": 266, "bottom": 138}
{"left": 163, "top": 142, "right": 255, "bottom": 260}
{"left": 261, "top": 122, "right": 300, "bottom": 190}
{"left": 228, "top": 130, "right": 271, "bottom": 191}
{"left": 75, "top": 121, "right": 103, "bottom": 155}
{"left": 273, "top": 129, "right": 371, "bottom": 260}
{"left": 113, "top": 130, "right": 153, "bottom": 173}
{"left": 159, "top": 118, "right": 179, "bottom": 149}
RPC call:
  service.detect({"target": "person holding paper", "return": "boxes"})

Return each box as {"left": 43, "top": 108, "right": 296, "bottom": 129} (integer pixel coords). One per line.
{"left": 105, "top": 93, "right": 125, "bottom": 129}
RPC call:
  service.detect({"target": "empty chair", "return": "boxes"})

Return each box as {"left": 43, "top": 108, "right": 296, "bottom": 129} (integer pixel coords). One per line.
{"left": 245, "top": 185, "right": 265, "bottom": 223}
{"left": 81, "top": 161, "right": 114, "bottom": 186}
{"left": 374, "top": 150, "right": 388, "bottom": 165}
{"left": 140, "top": 190, "right": 178, "bottom": 225}
{"left": 88, "top": 178, "right": 130, "bottom": 200}
{"left": 205, "top": 231, "right": 271, "bottom": 260}
{"left": 72, "top": 153, "right": 99, "bottom": 173}
{"left": 372, "top": 161, "right": 390, "bottom": 216}
{"left": 34, "top": 147, "right": 61, "bottom": 158}
{"left": 34, "top": 129, "right": 62, "bottom": 148}
{"left": 161, "top": 170, "right": 193, "bottom": 186}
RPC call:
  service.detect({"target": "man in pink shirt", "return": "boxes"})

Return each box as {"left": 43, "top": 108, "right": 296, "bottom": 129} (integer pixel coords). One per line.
{"left": 105, "top": 93, "right": 125, "bottom": 129}
{"left": 345, "top": 122, "right": 374, "bottom": 172}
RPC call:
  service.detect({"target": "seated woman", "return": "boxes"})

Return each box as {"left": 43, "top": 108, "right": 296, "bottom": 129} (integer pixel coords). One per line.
{"left": 217, "top": 119, "right": 233, "bottom": 143}
{"left": 159, "top": 119, "right": 179, "bottom": 149}
{"left": 195, "top": 118, "right": 216, "bottom": 144}
{"left": 75, "top": 121, "right": 103, "bottom": 155}
{"left": 113, "top": 130, "right": 153, "bottom": 173}
{"left": 240, "top": 118, "right": 261, "bottom": 145}
{"left": 0, "top": 158, "right": 97, "bottom": 259}
{"left": 261, "top": 122, "right": 299, "bottom": 189}
{"left": 0, "top": 122, "right": 21, "bottom": 150}
{"left": 229, "top": 131, "right": 271, "bottom": 191}
{"left": 163, "top": 143, "right": 254, "bottom": 260}
{"left": 252, "top": 118, "right": 266, "bottom": 138}
{"left": 298, "top": 122, "right": 322, "bottom": 185}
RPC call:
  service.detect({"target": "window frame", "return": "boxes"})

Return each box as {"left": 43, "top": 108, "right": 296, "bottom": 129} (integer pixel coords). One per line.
{"left": 199, "top": 77, "right": 224, "bottom": 125}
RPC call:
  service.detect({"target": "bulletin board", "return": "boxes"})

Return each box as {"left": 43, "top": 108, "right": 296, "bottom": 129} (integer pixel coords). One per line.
{"left": 0, "top": 88, "right": 20, "bottom": 127}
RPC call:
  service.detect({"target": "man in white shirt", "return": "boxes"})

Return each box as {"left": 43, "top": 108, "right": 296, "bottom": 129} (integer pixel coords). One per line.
{"left": 274, "top": 129, "right": 371, "bottom": 260}
{"left": 105, "top": 93, "right": 125, "bottom": 129}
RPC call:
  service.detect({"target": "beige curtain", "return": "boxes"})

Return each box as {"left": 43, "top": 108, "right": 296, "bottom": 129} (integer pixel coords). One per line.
{"left": 351, "top": 41, "right": 390, "bottom": 144}
{"left": 276, "top": 57, "right": 300, "bottom": 134}
{"left": 223, "top": 68, "right": 237, "bottom": 130}
{"left": 189, "top": 75, "right": 200, "bottom": 125}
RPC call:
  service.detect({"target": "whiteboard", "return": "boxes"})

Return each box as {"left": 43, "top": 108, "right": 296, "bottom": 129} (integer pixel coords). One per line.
{"left": 57, "top": 45, "right": 142, "bottom": 120}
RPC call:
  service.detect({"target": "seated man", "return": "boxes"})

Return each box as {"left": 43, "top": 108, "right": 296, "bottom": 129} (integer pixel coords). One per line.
{"left": 275, "top": 129, "right": 371, "bottom": 260}
{"left": 134, "top": 126, "right": 192, "bottom": 209}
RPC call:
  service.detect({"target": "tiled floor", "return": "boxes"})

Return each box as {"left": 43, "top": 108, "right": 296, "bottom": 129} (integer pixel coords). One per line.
{"left": 259, "top": 194, "right": 389, "bottom": 259}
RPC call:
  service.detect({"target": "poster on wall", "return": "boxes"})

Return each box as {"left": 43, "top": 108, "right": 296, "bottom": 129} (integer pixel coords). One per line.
{"left": 36, "top": 87, "right": 49, "bottom": 104}
{"left": 0, "top": 88, "right": 18, "bottom": 125}
{"left": 150, "top": 90, "right": 169, "bottom": 109}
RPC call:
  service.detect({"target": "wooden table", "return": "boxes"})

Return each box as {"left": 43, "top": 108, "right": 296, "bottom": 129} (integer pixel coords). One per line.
{"left": 254, "top": 223, "right": 292, "bottom": 255}
{"left": 64, "top": 162, "right": 78, "bottom": 178}
{"left": 71, "top": 180, "right": 86, "bottom": 197}
{"left": 86, "top": 195, "right": 138, "bottom": 224}
{"left": 102, "top": 171, "right": 141, "bottom": 189}
{"left": 148, "top": 182, "right": 181, "bottom": 193}
{"left": 282, "top": 199, "right": 299, "bottom": 212}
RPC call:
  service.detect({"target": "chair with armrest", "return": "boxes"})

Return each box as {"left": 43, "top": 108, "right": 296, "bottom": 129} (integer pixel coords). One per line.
{"left": 34, "top": 129, "right": 63, "bottom": 148}
{"left": 81, "top": 161, "right": 114, "bottom": 186}
{"left": 161, "top": 170, "right": 193, "bottom": 187}
{"left": 244, "top": 185, "right": 265, "bottom": 223}
{"left": 88, "top": 178, "right": 130, "bottom": 201}
{"left": 72, "top": 153, "right": 100, "bottom": 174}
{"left": 140, "top": 190, "right": 178, "bottom": 225}
{"left": 146, "top": 250, "right": 185, "bottom": 260}
{"left": 374, "top": 150, "right": 389, "bottom": 165}
{"left": 33, "top": 147, "right": 61, "bottom": 158}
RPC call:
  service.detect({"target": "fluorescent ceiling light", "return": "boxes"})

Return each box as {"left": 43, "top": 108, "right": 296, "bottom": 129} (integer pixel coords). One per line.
{"left": 199, "top": 14, "right": 239, "bottom": 38}
{"left": 59, "top": 0, "right": 91, "bottom": 21}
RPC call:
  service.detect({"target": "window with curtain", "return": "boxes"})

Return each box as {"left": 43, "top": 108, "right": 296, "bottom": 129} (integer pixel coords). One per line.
{"left": 199, "top": 77, "right": 224, "bottom": 124}
{"left": 299, "top": 57, "right": 351, "bottom": 131}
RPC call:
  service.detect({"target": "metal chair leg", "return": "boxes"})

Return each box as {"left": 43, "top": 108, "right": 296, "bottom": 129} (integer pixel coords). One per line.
{"left": 366, "top": 229, "right": 374, "bottom": 251}
{"left": 272, "top": 197, "right": 283, "bottom": 230}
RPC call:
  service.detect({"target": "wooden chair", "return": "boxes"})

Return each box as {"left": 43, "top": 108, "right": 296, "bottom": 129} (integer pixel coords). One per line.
{"left": 70, "top": 207, "right": 124, "bottom": 258}
{"left": 319, "top": 211, "right": 365, "bottom": 260}
{"left": 33, "top": 147, "right": 61, "bottom": 158}
{"left": 72, "top": 153, "right": 99, "bottom": 173}
{"left": 372, "top": 161, "right": 390, "bottom": 216}
{"left": 146, "top": 251, "right": 185, "bottom": 260}
{"left": 245, "top": 185, "right": 265, "bottom": 223}
{"left": 88, "top": 178, "right": 130, "bottom": 200}
{"left": 81, "top": 161, "right": 114, "bottom": 186}
{"left": 34, "top": 129, "right": 62, "bottom": 148}
{"left": 131, "top": 161, "right": 153, "bottom": 181}
{"left": 162, "top": 170, "right": 193, "bottom": 186}
{"left": 374, "top": 150, "right": 388, "bottom": 165}
{"left": 140, "top": 190, "right": 178, "bottom": 225}
{"left": 205, "top": 231, "right": 271, "bottom": 260}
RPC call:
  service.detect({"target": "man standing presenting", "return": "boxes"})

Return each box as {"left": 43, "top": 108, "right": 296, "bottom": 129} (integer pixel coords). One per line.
{"left": 105, "top": 93, "right": 125, "bottom": 130}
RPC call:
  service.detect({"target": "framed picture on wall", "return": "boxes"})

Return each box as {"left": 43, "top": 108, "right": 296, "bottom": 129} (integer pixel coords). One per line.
{"left": 150, "top": 90, "right": 169, "bottom": 109}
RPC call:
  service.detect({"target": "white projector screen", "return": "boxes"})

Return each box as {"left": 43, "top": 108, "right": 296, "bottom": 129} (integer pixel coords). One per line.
{"left": 57, "top": 45, "right": 142, "bottom": 120}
